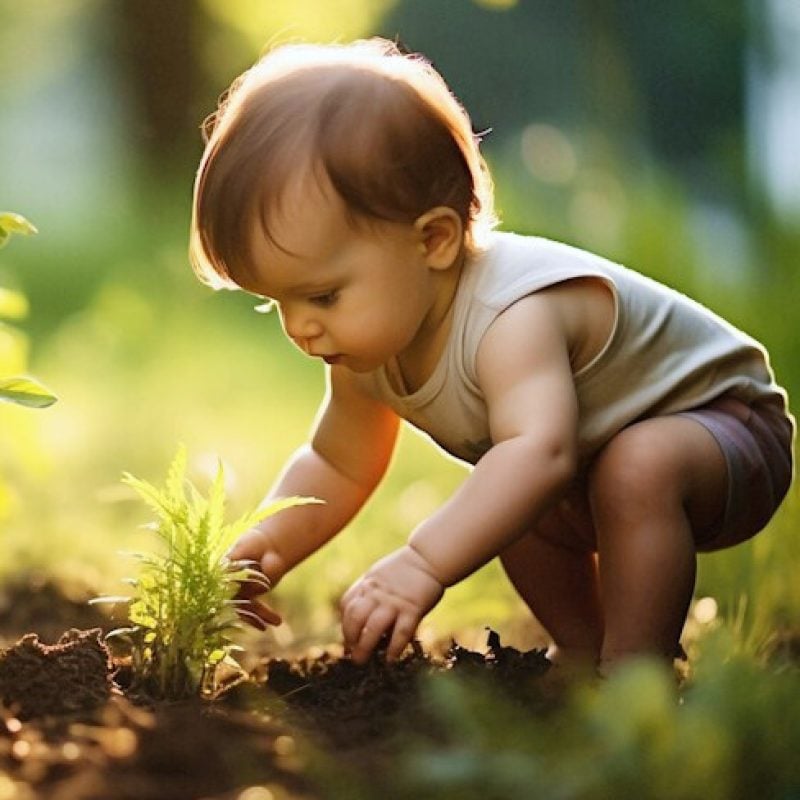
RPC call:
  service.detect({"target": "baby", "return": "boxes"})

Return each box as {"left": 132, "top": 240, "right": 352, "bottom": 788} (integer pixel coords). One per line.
{"left": 189, "top": 39, "right": 794, "bottom": 675}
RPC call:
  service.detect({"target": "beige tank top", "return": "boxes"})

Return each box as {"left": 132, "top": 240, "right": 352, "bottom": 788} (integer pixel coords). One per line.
{"left": 355, "top": 231, "right": 787, "bottom": 465}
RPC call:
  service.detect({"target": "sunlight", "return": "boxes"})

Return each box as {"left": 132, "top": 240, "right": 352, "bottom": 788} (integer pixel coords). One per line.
{"left": 521, "top": 123, "right": 578, "bottom": 185}
{"left": 237, "top": 788, "right": 275, "bottom": 800}
{"left": 201, "top": 0, "right": 397, "bottom": 52}
{"left": 693, "top": 596, "right": 719, "bottom": 625}
{"left": 474, "top": 0, "right": 519, "bottom": 9}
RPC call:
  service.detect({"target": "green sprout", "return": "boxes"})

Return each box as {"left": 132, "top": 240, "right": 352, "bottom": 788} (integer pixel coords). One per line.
{"left": 0, "top": 212, "right": 57, "bottom": 408}
{"left": 94, "top": 446, "right": 320, "bottom": 700}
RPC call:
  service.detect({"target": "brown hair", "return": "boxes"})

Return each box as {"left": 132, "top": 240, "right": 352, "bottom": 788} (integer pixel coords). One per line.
{"left": 189, "top": 38, "right": 496, "bottom": 289}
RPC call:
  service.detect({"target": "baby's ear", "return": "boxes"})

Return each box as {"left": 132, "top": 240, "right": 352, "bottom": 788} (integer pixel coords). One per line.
{"left": 414, "top": 207, "right": 463, "bottom": 270}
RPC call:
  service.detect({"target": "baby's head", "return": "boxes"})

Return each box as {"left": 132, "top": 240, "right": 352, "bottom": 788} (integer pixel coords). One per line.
{"left": 190, "top": 38, "right": 496, "bottom": 290}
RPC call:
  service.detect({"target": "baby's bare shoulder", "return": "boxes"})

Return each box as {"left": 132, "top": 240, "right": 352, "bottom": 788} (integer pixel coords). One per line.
{"left": 505, "top": 278, "right": 615, "bottom": 374}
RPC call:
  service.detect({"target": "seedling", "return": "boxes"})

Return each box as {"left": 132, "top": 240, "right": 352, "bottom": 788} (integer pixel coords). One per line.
{"left": 94, "top": 446, "right": 320, "bottom": 700}
{"left": 0, "top": 212, "right": 57, "bottom": 408}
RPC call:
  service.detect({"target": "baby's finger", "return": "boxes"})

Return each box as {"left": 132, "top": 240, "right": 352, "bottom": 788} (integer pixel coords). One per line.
{"left": 235, "top": 571, "right": 270, "bottom": 600}
{"left": 351, "top": 607, "right": 396, "bottom": 665}
{"left": 386, "top": 611, "right": 419, "bottom": 661}
{"left": 236, "top": 598, "right": 282, "bottom": 629}
{"left": 341, "top": 594, "right": 376, "bottom": 649}
{"left": 226, "top": 529, "right": 266, "bottom": 562}
{"left": 251, "top": 600, "right": 282, "bottom": 627}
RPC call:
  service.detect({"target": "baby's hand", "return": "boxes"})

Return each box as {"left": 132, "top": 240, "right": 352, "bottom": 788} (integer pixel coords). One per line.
{"left": 227, "top": 529, "right": 288, "bottom": 630}
{"left": 340, "top": 545, "right": 444, "bottom": 664}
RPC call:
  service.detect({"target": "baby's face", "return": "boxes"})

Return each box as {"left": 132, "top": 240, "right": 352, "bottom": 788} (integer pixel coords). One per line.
{"left": 243, "top": 176, "right": 441, "bottom": 373}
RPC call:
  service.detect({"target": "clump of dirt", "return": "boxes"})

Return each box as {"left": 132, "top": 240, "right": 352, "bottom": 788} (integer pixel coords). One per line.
{"left": 252, "top": 631, "right": 552, "bottom": 753}
{"left": 0, "top": 628, "right": 113, "bottom": 719}
{"left": 263, "top": 640, "right": 435, "bottom": 749}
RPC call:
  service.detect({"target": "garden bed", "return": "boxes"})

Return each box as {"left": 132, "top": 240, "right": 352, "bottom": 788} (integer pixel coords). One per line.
{"left": 0, "top": 576, "right": 557, "bottom": 800}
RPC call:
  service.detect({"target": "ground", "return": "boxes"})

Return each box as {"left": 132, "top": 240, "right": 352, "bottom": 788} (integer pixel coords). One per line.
{"left": 0, "top": 574, "right": 558, "bottom": 800}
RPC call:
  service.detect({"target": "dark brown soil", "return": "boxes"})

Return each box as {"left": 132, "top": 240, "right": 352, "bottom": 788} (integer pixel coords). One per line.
{"left": 250, "top": 632, "right": 552, "bottom": 753}
{"left": 0, "top": 628, "right": 113, "bottom": 719}
{"left": 0, "top": 578, "right": 556, "bottom": 799}
{"left": 243, "top": 631, "right": 556, "bottom": 796}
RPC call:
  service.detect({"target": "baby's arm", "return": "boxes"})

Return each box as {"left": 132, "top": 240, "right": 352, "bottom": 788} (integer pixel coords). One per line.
{"left": 342, "top": 290, "right": 579, "bottom": 661}
{"left": 230, "top": 367, "right": 399, "bottom": 627}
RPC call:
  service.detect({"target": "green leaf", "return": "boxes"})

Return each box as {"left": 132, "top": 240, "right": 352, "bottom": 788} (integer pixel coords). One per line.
{"left": 129, "top": 600, "right": 158, "bottom": 628}
{"left": 165, "top": 444, "right": 188, "bottom": 504}
{"left": 89, "top": 595, "right": 131, "bottom": 605}
{"left": 0, "top": 376, "right": 57, "bottom": 408}
{"left": 122, "top": 473, "right": 175, "bottom": 521}
{"left": 0, "top": 212, "right": 37, "bottom": 249}
{"left": 224, "top": 495, "right": 323, "bottom": 545}
{"left": 105, "top": 626, "right": 139, "bottom": 641}
{"left": 0, "top": 287, "right": 28, "bottom": 320}
{"left": 206, "top": 461, "right": 226, "bottom": 548}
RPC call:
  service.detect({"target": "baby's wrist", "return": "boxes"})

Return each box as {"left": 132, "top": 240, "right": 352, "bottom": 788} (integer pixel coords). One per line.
{"left": 404, "top": 541, "right": 447, "bottom": 587}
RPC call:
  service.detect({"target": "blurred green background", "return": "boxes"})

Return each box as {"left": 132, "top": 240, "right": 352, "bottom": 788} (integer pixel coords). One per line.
{"left": 1, "top": 0, "right": 798, "bottom": 655}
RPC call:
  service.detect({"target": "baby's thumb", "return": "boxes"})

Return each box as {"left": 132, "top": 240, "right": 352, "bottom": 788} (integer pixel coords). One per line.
{"left": 225, "top": 528, "right": 265, "bottom": 563}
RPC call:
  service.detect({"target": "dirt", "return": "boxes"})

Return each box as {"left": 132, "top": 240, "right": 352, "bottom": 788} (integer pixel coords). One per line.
{"left": 252, "top": 632, "right": 552, "bottom": 748}
{"left": 0, "top": 629, "right": 113, "bottom": 719}
{"left": 0, "top": 574, "right": 114, "bottom": 646}
{"left": 0, "top": 578, "right": 557, "bottom": 800}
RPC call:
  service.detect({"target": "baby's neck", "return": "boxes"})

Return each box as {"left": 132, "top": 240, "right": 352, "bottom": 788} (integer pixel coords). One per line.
{"left": 394, "top": 249, "right": 466, "bottom": 393}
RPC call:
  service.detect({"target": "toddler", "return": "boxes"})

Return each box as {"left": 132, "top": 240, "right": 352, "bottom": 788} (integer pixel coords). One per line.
{"left": 189, "top": 39, "right": 794, "bottom": 674}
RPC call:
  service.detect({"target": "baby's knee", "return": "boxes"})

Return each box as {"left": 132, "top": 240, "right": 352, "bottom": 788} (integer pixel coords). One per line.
{"left": 589, "top": 427, "right": 677, "bottom": 511}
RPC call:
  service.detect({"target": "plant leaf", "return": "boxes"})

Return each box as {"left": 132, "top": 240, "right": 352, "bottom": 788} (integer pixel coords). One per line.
{"left": 105, "top": 626, "right": 139, "bottom": 640}
{"left": 224, "top": 495, "right": 323, "bottom": 546}
{"left": 165, "top": 444, "right": 187, "bottom": 503}
{"left": 0, "top": 376, "right": 57, "bottom": 408}
{"left": 89, "top": 595, "right": 131, "bottom": 605}
{"left": 0, "top": 212, "right": 37, "bottom": 250}
{"left": 206, "top": 460, "right": 226, "bottom": 551}
{"left": 122, "top": 473, "right": 180, "bottom": 525}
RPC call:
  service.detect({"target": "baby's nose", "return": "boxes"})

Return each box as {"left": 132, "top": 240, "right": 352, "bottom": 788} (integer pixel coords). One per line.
{"left": 284, "top": 312, "right": 323, "bottom": 343}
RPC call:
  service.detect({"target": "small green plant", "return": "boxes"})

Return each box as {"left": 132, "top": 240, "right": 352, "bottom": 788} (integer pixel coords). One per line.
{"left": 0, "top": 211, "right": 56, "bottom": 408}
{"left": 94, "top": 446, "right": 319, "bottom": 700}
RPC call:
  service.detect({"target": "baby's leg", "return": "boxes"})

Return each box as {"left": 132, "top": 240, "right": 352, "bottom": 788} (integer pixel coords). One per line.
{"left": 500, "top": 491, "right": 603, "bottom": 669}
{"left": 588, "top": 415, "right": 728, "bottom": 673}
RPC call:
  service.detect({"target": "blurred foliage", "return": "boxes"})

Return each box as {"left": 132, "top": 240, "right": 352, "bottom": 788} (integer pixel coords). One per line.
{"left": 382, "top": 630, "right": 800, "bottom": 800}
{"left": 0, "top": 212, "right": 56, "bottom": 525}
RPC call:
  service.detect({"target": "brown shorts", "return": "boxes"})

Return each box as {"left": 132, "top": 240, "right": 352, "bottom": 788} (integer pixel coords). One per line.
{"left": 676, "top": 395, "right": 795, "bottom": 551}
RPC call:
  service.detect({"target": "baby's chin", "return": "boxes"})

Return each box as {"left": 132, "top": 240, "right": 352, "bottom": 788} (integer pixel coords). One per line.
{"left": 330, "top": 358, "right": 373, "bottom": 373}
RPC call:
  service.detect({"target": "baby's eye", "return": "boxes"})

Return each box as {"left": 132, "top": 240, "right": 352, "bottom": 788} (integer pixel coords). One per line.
{"left": 309, "top": 290, "right": 339, "bottom": 308}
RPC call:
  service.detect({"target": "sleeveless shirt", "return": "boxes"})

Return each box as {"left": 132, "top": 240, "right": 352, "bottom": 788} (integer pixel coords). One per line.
{"left": 354, "top": 231, "right": 788, "bottom": 466}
